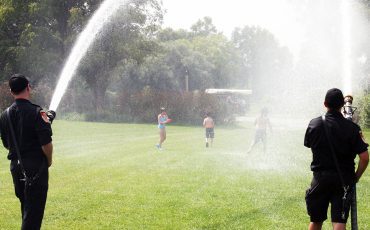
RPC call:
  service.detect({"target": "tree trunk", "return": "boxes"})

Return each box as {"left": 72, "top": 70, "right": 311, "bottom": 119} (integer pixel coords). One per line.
{"left": 93, "top": 87, "right": 106, "bottom": 115}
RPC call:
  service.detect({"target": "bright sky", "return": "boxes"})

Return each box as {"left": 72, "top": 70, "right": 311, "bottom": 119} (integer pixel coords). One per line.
{"left": 162, "top": 0, "right": 305, "bottom": 57}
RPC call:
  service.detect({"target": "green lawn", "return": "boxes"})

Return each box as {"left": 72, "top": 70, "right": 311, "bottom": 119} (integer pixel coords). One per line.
{"left": 0, "top": 119, "right": 369, "bottom": 229}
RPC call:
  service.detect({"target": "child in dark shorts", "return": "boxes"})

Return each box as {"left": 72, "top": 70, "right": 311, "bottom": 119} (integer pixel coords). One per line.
{"left": 247, "top": 108, "right": 272, "bottom": 153}
{"left": 203, "top": 113, "right": 215, "bottom": 147}
{"left": 206, "top": 128, "right": 214, "bottom": 139}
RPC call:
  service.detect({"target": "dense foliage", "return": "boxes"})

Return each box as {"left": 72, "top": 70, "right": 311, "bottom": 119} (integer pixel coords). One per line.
{"left": 358, "top": 92, "right": 370, "bottom": 128}
{"left": 1, "top": 1, "right": 369, "bottom": 124}
{"left": 0, "top": 0, "right": 290, "bottom": 123}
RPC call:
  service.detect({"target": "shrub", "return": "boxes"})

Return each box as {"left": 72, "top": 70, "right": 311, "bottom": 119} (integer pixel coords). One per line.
{"left": 0, "top": 80, "right": 53, "bottom": 111}
{"left": 55, "top": 87, "right": 238, "bottom": 124}
{"left": 358, "top": 93, "right": 370, "bottom": 128}
{"left": 31, "top": 82, "right": 53, "bottom": 108}
{"left": 116, "top": 89, "right": 234, "bottom": 125}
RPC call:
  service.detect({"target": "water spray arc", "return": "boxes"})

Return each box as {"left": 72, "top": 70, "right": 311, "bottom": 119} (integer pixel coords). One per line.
{"left": 49, "top": 0, "right": 126, "bottom": 111}
{"left": 341, "top": 0, "right": 352, "bottom": 95}
{"left": 341, "top": 1, "right": 359, "bottom": 229}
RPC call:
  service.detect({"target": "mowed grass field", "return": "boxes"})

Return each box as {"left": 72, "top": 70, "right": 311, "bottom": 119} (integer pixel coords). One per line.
{"left": 0, "top": 118, "right": 369, "bottom": 229}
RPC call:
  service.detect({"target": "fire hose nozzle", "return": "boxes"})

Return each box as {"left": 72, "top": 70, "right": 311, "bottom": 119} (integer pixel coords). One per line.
{"left": 46, "top": 110, "right": 56, "bottom": 124}
{"left": 343, "top": 95, "right": 357, "bottom": 121}
{"left": 344, "top": 95, "right": 353, "bottom": 103}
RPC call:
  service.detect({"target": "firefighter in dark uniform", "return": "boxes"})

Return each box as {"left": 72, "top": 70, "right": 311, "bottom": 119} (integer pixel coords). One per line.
{"left": 0, "top": 74, "right": 55, "bottom": 230}
{"left": 304, "top": 88, "right": 369, "bottom": 230}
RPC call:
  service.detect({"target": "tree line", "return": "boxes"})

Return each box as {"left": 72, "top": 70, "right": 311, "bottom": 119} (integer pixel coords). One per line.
{"left": 0, "top": 0, "right": 369, "bottom": 126}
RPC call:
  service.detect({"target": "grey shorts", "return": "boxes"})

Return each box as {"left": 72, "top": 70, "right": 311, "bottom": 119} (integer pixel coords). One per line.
{"left": 254, "top": 129, "right": 266, "bottom": 143}
{"left": 206, "top": 128, "right": 214, "bottom": 138}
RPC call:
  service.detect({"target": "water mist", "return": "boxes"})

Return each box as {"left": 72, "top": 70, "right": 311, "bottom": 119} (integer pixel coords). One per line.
{"left": 49, "top": 0, "right": 126, "bottom": 111}
{"left": 341, "top": 0, "right": 353, "bottom": 95}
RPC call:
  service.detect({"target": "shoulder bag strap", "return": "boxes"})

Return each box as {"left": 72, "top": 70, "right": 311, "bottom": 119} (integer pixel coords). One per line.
{"left": 6, "top": 107, "right": 27, "bottom": 179}
{"left": 321, "top": 115, "right": 351, "bottom": 220}
{"left": 321, "top": 115, "right": 346, "bottom": 186}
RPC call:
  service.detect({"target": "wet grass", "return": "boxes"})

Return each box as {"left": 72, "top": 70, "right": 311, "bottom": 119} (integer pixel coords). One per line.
{"left": 0, "top": 120, "right": 369, "bottom": 229}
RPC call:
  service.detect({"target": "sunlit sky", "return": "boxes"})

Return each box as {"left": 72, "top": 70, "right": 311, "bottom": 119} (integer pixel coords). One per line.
{"left": 161, "top": 0, "right": 305, "bottom": 57}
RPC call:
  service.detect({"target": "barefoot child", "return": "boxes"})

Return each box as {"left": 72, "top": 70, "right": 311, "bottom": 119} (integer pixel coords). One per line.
{"left": 203, "top": 113, "right": 215, "bottom": 147}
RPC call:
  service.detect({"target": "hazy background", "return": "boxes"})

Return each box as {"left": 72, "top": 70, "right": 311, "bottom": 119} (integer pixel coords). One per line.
{"left": 1, "top": 2, "right": 370, "bottom": 228}
{"left": 0, "top": 0, "right": 369, "bottom": 125}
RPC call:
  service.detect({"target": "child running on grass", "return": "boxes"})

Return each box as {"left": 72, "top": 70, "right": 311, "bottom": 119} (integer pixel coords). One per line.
{"left": 247, "top": 108, "right": 272, "bottom": 153}
{"left": 156, "top": 107, "right": 171, "bottom": 150}
{"left": 203, "top": 113, "right": 215, "bottom": 147}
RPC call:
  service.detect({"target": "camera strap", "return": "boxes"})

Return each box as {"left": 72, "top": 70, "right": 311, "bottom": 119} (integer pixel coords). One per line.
{"left": 321, "top": 115, "right": 350, "bottom": 220}
{"left": 6, "top": 107, "right": 43, "bottom": 186}
{"left": 6, "top": 107, "right": 28, "bottom": 179}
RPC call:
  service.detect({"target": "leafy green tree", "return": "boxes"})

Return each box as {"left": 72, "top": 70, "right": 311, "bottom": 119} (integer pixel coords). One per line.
{"left": 358, "top": 92, "right": 370, "bottom": 128}
{"left": 0, "top": 0, "right": 104, "bottom": 83}
{"left": 118, "top": 39, "right": 211, "bottom": 92}
{"left": 191, "top": 16, "right": 217, "bottom": 37}
{"left": 77, "top": 0, "right": 164, "bottom": 113}
{"left": 0, "top": 0, "right": 35, "bottom": 79}
{"left": 128, "top": 40, "right": 240, "bottom": 93}
{"left": 123, "top": 25, "right": 245, "bottom": 93}
{"left": 191, "top": 34, "right": 244, "bottom": 89}
{"left": 49, "top": 0, "right": 103, "bottom": 56}
{"left": 232, "top": 26, "right": 293, "bottom": 99}
{"left": 157, "top": 27, "right": 190, "bottom": 42}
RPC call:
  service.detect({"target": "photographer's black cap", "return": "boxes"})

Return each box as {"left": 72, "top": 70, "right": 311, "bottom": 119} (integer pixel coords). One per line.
{"left": 9, "top": 74, "right": 29, "bottom": 94}
{"left": 325, "top": 88, "right": 344, "bottom": 109}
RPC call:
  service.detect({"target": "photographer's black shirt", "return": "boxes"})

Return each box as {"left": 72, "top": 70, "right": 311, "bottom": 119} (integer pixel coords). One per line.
{"left": 304, "top": 110, "right": 368, "bottom": 173}
{"left": 0, "top": 99, "right": 52, "bottom": 160}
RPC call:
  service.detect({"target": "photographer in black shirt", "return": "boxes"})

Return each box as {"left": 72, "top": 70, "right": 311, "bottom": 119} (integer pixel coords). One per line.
{"left": 0, "top": 74, "right": 55, "bottom": 230}
{"left": 304, "top": 88, "right": 368, "bottom": 230}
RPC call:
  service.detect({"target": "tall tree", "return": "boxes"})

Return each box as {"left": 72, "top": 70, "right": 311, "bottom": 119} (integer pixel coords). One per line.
{"left": 232, "top": 26, "right": 292, "bottom": 99}
{"left": 123, "top": 29, "right": 244, "bottom": 93}
{"left": 191, "top": 34, "right": 243, "bottom": 89}
{"left": 190, "top": 16, "right": 217, "bottom": 37}
{"left": 0, "top": 0, "right": 35, "bottom": 79}
{"left": 78, "top": 0, "right": 164, "bottom": 113}
{"left": 0, "top": 0, "right": 106, "bottom": 84}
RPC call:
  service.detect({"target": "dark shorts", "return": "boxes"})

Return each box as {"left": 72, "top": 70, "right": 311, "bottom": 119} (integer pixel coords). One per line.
{"left": 206, "top": 128, "right": 214, "bottom": 138}
{"left": 305, "top": 171, "right": 355, "bottom": 223}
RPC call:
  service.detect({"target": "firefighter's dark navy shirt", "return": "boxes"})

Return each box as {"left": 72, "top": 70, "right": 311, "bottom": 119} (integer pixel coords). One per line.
{"left": 304, "top": 110, "right": 368, "bottom": 173}
{"left": 0, "top": 99, "right": 52, "bottom": 160}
